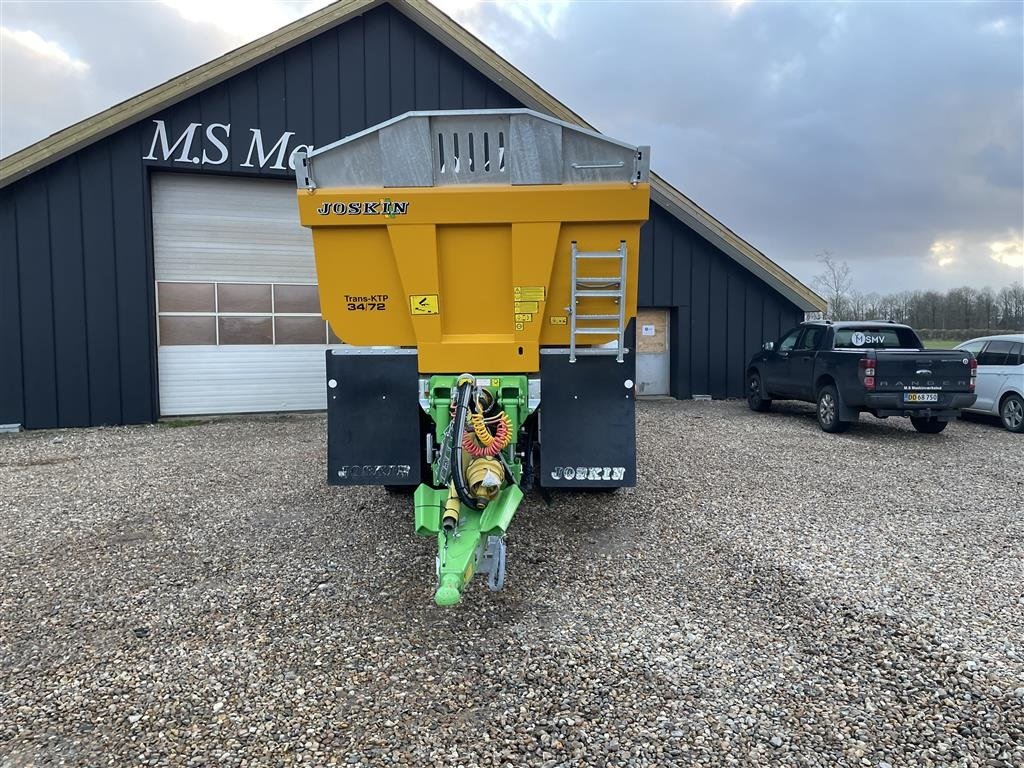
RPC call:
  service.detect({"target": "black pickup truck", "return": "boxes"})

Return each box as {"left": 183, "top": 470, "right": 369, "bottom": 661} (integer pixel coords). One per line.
{"left": 746, "top": 321, "right": 977, "bottom": 433}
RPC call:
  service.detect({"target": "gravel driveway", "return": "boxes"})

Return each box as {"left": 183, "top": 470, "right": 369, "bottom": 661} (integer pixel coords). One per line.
{"left": 1, "top": 401, "right": 1021, "bottom": 767}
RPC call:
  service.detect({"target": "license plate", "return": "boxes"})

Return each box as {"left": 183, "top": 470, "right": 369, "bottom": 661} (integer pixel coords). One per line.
{"left": 905, "top": 392, "right": 939, "bottom": 403}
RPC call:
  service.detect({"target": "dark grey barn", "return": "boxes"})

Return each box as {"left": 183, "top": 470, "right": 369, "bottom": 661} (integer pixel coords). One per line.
{"left": 0, "top": 0, "right": 823, "bottom": 430}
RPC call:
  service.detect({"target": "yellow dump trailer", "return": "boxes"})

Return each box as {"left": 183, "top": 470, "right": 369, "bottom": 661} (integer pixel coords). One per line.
{"left": 296, "top": 109, "right": 650, "bottom": 605}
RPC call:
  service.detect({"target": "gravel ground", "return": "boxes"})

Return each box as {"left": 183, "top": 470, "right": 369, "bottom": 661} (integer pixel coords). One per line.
{"left": 1, "top": 400, "right": 1021, "bottom": 767}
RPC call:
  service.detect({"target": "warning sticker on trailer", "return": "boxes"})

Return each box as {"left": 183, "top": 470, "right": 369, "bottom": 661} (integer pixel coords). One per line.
{"left": 409, "top": 294, "right": 439, "bottom": 315}
{"left": 515, "top": 313, "right": 533, "bottom": 323}
{"left": 550, "top": 316, "right": 567, "bottom": 325}
{"left": 514, "top": 286, "right": 545, "bottom": 302}
{"left": 514, "top": 301, "right": 539, "bottom": 314}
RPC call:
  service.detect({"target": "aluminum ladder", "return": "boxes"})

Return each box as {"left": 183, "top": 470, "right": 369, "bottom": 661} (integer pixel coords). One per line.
{"left": 568, "top": 240, "right": 628, "bottom": 363}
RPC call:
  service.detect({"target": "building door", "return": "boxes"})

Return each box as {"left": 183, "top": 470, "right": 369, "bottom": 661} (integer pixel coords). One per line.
{"left": 153, "top": 173, "right": 337, "bottom": 415}
{"left": 635, "top": 309, "right": 670, "bottom": 395}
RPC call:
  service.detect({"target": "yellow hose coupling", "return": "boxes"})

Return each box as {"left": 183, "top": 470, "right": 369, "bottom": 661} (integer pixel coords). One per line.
{"left": 442, "top": 484, "right": 461, "bottom": 532}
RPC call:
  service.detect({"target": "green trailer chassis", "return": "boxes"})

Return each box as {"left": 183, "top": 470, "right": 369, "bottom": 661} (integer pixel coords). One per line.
{"left": 414, "top": 374, "right": 530, "bottom": 606}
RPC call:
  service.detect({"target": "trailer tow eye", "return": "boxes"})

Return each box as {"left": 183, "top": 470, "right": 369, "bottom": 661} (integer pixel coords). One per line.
{"left": 435, "top": 526, "right": 464, "bottom": 607}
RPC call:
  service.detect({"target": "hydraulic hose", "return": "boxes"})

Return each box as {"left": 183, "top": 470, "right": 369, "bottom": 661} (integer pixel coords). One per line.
{"left": 452, "top": 380, "right": 486, "bottom": 511}
{"left": 441, "top": 483, "right": 461, "bottom": 532}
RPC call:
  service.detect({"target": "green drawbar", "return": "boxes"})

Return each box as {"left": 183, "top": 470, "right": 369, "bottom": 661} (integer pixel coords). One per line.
{"left": 413, "top": 375, "right": 528, "bottom": 606}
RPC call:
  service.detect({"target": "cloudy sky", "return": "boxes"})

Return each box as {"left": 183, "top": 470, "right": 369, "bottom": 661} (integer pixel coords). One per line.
{"left": 1, "top": 0, "right": 1021, "bottom": 293}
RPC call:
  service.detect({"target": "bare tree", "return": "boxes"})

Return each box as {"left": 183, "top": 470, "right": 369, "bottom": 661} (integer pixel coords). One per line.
{"left": 806, "top": 254, "right": 1021, "bottom": 330}
{"left": 812, "top": 252, "right": 853, "bottom": 320}
{"left": 917, "top": 291, "right": 943, "bottom": 329}
{"left": 848, "top": 289, "right": 869, "bottom": 320}
{"left": 998, "top": 282, "right": 1024, "bottom": 329}
{"left": 978, "top": 288, "right": 996, "bottom": 329}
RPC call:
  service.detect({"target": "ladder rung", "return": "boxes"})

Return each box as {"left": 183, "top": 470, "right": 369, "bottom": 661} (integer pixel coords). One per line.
{"left": 575, "top": 277, "right": 621, "bottom": 285}
{"left": 575, "top": 289, "right": 623, "bottom": 298}
{"left": 576, "top": 314, "right": 620, "bottom": 320}
{"left": 574, "top": 327, "right": 620, "bottom": 335}
{"left": 574, "top": 252, "right": 625, "bottom": 260}
{"left": 569, "top": 348, "right": 627, "bottom": 356}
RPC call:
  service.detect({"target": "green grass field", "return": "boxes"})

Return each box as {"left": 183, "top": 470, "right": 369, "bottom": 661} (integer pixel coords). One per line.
{"left": 922, "top": 338, "right": 964, "bottom": 349}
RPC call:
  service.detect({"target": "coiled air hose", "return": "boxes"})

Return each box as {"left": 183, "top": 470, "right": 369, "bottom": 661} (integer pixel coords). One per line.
{"left": 451, "top": 379, "right": 486, "bottom": 511}
{"left": 463, "top": 411, "right": 512, "bottom": 458}
{"left": 471, "top": 411, "right": 495, "bottom": 447}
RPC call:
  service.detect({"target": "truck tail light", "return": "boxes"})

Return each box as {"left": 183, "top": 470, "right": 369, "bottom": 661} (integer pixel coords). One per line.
{"left": 968, "top": 357, "right": 977, "bottom": 392}
{"left": 859, "top": 358, "right": 876, "bottom": 391}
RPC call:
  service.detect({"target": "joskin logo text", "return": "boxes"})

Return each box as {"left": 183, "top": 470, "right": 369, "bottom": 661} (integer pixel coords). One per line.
{"left": 315, "top": 201, "right": 410, "bottom": 217}
{"left": 550, "top": 466, "right": 626, "bottom": 481}
{"left": 337, "top": 465, "right": 411, "bottom": 480}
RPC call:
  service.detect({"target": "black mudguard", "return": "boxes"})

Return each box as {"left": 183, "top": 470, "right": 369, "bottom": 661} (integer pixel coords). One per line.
{"left": 325, "top": 349, "right": 424, "bottom": 486}
{"left": 538, "top": 321, "right": 637, "bottom": 488}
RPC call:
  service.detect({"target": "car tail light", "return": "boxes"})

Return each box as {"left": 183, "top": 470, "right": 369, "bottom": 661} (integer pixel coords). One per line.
{"left": 859, "top": 358, "right": 876, "bottom": 391}
{"left": 968, "top": 357, "right": 977, "bottom": 392}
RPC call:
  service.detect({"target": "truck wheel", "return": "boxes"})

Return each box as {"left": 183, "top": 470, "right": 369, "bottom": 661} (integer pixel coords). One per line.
{"left": 747, "top": 372, "right": 772, "bottom": 412}
{"left": 910, "top": 417, "right": 948, "bottom": 434}
{"left": 816, "top": 385, "right": 850, "bottom": 433}
{"left": 999, "top": 393, "right": 1024, "bottom": 433}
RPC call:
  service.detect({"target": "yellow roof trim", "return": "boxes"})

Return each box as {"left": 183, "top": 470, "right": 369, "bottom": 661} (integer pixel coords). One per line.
{"left": 0, "top": 0, "right": 825, "bottom": 312}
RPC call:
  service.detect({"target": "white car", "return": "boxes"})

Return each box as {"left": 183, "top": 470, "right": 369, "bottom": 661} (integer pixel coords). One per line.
{"left": 956, "top": 334, "right": 1024, "bottom": 433}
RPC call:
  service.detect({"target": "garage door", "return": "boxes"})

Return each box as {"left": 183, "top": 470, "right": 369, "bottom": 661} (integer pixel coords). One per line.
{"left": 153, "top": 173, "right": 336, "bottom": 415}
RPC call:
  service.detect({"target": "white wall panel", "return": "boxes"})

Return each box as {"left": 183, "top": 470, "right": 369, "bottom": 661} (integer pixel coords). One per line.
{"left": 158, "top": 346, "right": 331, "bottom": 415}
{"left": 152, "top": 173, "right": 315, "bottom": 283}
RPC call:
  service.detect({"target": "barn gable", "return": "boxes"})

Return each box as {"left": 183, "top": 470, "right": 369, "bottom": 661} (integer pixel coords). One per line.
{"left": 0, "top": 0, "right": 819, "bottom": 429}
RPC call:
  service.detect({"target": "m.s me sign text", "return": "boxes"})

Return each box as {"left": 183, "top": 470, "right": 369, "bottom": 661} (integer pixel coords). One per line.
{"left": 142, "top": 120, "right": 312, "bottom": 171}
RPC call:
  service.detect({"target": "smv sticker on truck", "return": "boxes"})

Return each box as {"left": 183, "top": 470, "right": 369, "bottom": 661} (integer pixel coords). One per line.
{"left": 851, "top": 331, "right": 887, "bottom": 346}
